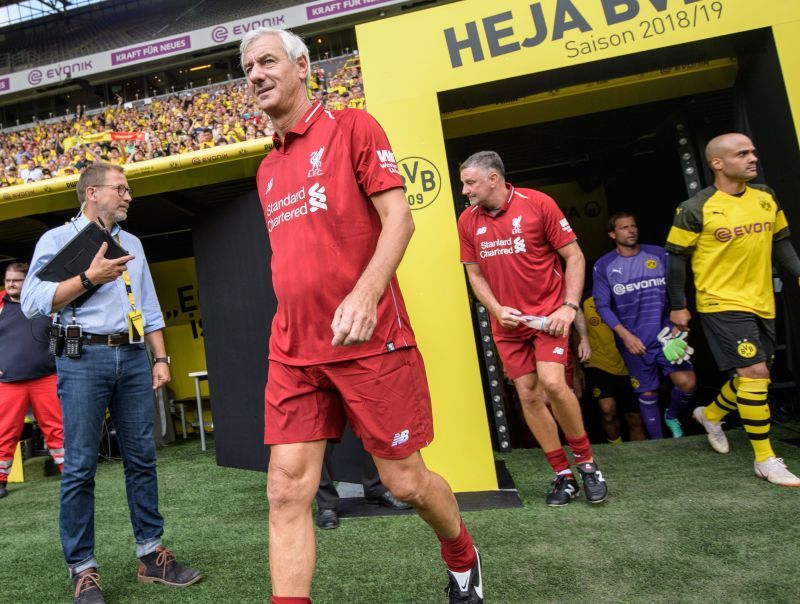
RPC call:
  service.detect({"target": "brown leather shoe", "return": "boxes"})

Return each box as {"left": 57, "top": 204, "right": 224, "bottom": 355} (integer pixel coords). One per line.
{"left": 137, "top": 546, "right": 202, "bottom": 587}
{"left": 72, "top": 568, "right": 105, "bottom": 603}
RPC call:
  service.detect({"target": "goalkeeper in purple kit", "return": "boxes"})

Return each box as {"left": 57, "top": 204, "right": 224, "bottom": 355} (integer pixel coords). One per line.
{"left": 592, "top": 213, "right": 696, "bottom": 438}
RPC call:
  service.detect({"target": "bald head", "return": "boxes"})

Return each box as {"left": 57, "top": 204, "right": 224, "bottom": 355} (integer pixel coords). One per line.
{"left": 705, "top": 132, "right": 758, "bottom": 190}
{"left": 705, "top": 133, "right": 753, "bottom": 164}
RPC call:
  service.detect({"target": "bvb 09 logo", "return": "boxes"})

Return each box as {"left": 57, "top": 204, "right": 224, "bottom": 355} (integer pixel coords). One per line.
{"left": 399, "top": 156, "right": 441, "bottom": 211}
{"left": 737, "top": 339, "right": 757, "bottom": 359}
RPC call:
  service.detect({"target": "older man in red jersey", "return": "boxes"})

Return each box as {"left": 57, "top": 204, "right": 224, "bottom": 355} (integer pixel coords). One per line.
{"left": 242, "top": 27, "right": 483, "bottom": 604}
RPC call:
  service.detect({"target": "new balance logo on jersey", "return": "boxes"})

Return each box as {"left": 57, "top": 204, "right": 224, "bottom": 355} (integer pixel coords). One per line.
{"left": 511, "top": 215, "right": 522, "bottom": 234}
{"left": 513, "top": 236, "right": 526, "bottom": 253}
{"left": 308, "top": 182, "right": 327, "bottom": 212}
{"left": 560, "top": 218, "right": 573, "bottom": 233}
{"left": 391, "top": 429, "right": 410, "bottom": 447}
{"left": 552, "top": 346, "right": 565, "bottom": 355}
{"left": 307, "top": 146, "right": 325, "bottom": 177}
{"left": 476, "top": 226, "right": 487, "bottom": 236}
{"left": 265, "top": 177, "right": 273, "bottom": 194}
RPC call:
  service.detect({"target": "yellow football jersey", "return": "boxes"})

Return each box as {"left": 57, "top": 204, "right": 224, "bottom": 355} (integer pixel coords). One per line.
{"left": 665, "top": 184, "right": 790, "bottom": 318}
{"left": 582, "top": 297, "right": 627, "bottom": 376}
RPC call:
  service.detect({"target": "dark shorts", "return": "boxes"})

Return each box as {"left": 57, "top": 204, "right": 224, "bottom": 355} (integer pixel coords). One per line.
{"left": 700, "top": 311, "right": 776, "bottom": 372}
{"left": 584, "top": 367, "right": 639, "bottom": 414}
{"left": 619, "top": 345, "right": 693, "bottom": 394}
{"left": 494, "top": 327, "right": 570, "bottom": 380}
{"left": 264, "top": 347, "right": 433, "bottom": 460}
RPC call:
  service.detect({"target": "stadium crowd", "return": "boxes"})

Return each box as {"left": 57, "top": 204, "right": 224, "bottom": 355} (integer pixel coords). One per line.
{"left": 0, "top": 56, "right": 365, "bottom": 187}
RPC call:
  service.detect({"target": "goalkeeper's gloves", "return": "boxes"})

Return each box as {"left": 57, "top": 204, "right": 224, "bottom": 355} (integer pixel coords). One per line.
{"left": 657, "top": 327, "right": 694, "bottom": 364}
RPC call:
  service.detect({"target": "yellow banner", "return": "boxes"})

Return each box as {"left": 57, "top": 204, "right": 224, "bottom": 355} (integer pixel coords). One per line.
{"left": 149, "top": 258, "right": 208, "bottom": 401}
{"left": 356, "top": 0, "right": 800, "bottom": 492}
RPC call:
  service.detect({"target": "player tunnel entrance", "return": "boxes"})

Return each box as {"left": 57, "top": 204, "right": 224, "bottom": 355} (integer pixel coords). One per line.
{"left": 440, "top": 29, "right": 800, "bottom": 450}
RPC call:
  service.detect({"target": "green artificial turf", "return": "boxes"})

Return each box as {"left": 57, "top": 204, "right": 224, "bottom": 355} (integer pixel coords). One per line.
{"left": 4, "top": 423, "right": 800, "bottom": 603}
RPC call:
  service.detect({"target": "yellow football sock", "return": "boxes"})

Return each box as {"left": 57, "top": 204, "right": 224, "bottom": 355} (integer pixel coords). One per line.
{"left": 607, "top": 436, "right": 623, "bottom": 445}
{"left": 704, "top": 377, "right": 738, "bottom": 423}
{"left": 736, "top": 376, "right": 774, "bottom": 463}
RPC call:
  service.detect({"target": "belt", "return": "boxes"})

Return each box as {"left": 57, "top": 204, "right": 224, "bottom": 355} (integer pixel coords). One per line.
{"left": 83, "top": 333, "right": 133, "bottom": 346}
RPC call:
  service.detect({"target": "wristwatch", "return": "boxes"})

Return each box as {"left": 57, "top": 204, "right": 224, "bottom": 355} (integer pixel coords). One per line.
{"left": 153, "top": 356, "right": 171, "bottom": 366}
{"left": 79, "top": 271, "right": 93, "bottom": 290}
{"left": 562, "top": 301, "right": 579, "bottom": 311}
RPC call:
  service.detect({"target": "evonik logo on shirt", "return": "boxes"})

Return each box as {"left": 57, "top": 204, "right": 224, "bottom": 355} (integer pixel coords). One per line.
{"left": 612, "top": 277, "right": 665, "bottom": 295}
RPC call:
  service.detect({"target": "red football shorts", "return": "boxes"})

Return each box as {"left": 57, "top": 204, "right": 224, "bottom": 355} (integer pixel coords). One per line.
{"left": 264, "top": 346, "right": 434, "bottom": 459}
{"left": 494, "top": 327, "right": 570, "bottom": 380}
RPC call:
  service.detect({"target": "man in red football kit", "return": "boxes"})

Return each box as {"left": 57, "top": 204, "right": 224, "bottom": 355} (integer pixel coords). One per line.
{"left": 241, "top": 28, "right": 483, "bottom": 604}
{"left": 458, "top": 150, "right": 608, "bottom": 507}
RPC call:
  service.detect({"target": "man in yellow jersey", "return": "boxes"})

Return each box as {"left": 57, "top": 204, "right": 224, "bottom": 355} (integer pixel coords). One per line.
{"left": 581, "top": 296, "right": 645, "bottom": 443}
{"left": 666, "top": 132, "right": 800, "bottom": 487}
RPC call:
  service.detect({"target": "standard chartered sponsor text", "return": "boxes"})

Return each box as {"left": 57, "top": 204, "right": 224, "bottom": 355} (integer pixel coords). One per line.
{"left": 266, "top": 186, "right": 306, "bottom": 232}
{"left": 480, "top": 238, "right": 515, "bottom": 258}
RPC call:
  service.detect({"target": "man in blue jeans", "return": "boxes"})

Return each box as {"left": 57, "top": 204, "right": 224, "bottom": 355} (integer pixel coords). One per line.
{"left": 23, "top": 164, "right": 201, "bottom": 603}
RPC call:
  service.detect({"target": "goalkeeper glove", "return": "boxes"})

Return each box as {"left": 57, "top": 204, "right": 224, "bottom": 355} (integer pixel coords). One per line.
{"left": 657, "top": 327, "right": 694, "bottom": 364}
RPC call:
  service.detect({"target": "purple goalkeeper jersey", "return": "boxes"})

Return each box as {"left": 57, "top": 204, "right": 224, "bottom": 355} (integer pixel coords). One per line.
{"left": 592, "top": 244, "right": 670, "bottom": 348}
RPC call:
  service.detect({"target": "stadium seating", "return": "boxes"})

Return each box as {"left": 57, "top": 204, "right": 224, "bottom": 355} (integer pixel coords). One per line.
{"left": 0, "top": 54, "right": 366, "bottom": 183}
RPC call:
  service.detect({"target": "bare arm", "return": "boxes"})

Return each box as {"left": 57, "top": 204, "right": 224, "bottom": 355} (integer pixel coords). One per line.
{"left": 573, "top": 307, "right": 591, "bottom": 362}
{"left": 330, "top": 187, "right": 414, "bottom": 346}
{"left": 464, "top": 263, "right": 522, "bottom": 329}
{"left": 544, "top": 241, "right": 585, "bottom": 336}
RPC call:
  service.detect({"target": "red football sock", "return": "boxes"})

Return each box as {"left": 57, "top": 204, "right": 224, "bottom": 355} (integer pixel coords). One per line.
{"left": 544, "top": 448, "right": 571, "bottom": 474}
{"left": 272, "top": 597, "right": 311, "bottom": 603}
{"left": 437, "top": 519, "right": 476, "bottom": 572}
{"left": 565, "top": 433, "right": 593, "bottom": 465}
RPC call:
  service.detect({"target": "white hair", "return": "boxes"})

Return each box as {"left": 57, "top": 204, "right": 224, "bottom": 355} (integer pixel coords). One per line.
{"left": 239, "top": 27, "right": 309, "bottom": 72}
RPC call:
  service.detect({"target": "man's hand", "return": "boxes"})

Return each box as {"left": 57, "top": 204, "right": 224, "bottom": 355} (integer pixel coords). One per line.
{"left": 152, "top": 363, "right": 170, "bottom": 390}
{"left": 670, "top": 308, "right": 691, "bottom": 332}
{"left": 577, "top": 337, "right": 591, "bottom": 363}
{"left": 86, "top": 242, "right": 135, "bottom": 285}
{"left": 620, "top": 331, "right": 647, "bottom": 355}
{"left": 495, "top": 306, "right": 523, "bottom": 329}
{"left": 544, "top": 305, "right": 575, "bottom": 337}
{"left": 331, "top": 287, "right": 379, "bottom": 346}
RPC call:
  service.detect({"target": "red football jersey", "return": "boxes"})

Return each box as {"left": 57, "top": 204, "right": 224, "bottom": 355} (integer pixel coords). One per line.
{"left": 457, "top": 185, "right": 577, "bottom": 336}
{"left": 256, "top": 102, "right": 415, "bottom": 365}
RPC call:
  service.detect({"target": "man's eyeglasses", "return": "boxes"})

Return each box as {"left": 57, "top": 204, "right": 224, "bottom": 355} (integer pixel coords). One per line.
{"left": 92, "top": 184, "right": 133, "bottom": 197}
